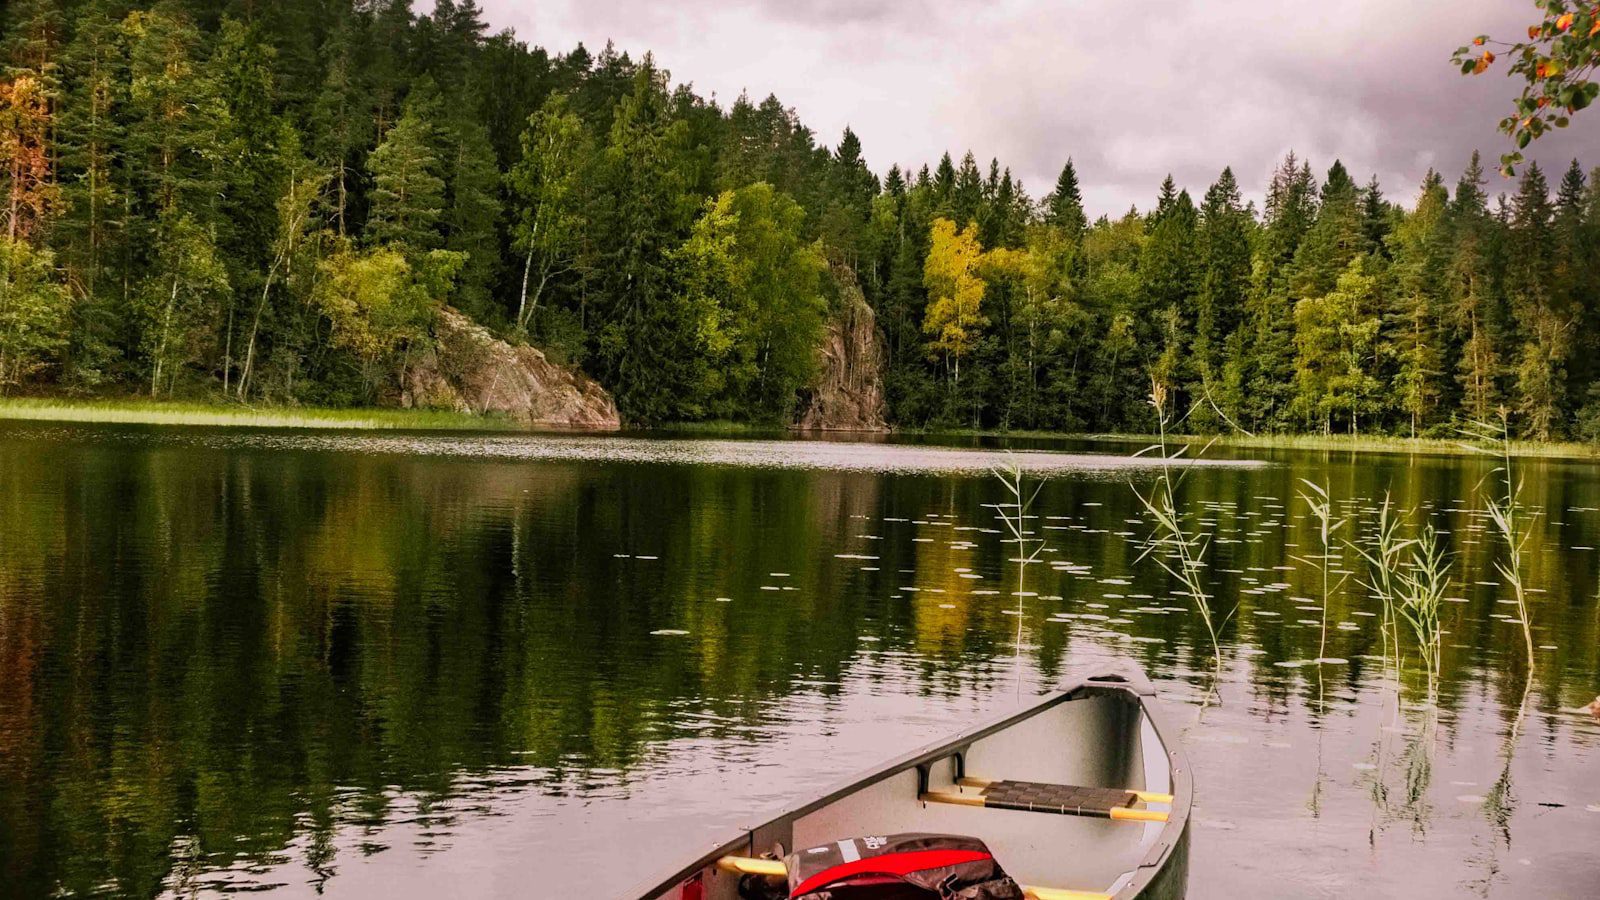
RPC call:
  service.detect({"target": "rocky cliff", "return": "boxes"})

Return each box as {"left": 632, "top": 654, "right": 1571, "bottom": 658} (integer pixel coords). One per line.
{"left": 795, "top": 272, "right": 890, "bottom": 433}
{"left": 404, "top": 307, "right": 621, "bottom": 430}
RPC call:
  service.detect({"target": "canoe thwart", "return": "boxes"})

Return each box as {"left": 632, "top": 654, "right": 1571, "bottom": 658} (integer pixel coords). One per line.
{"left": 958, "top": 777, "right": 1173, "bottom": 805}
{"left": 922, "top": 778, "right": 1170, "bottom": 823}
{"left": 716, "top": 856, "right": 786, "bottom": 877}
{"left": 714, "top": 856, "right": 1111, "bottom": 900}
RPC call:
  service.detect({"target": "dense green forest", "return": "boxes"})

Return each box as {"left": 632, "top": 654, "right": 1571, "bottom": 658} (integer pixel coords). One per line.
{"left": 4, "top": 1, "right": 1600, "bottom": 437}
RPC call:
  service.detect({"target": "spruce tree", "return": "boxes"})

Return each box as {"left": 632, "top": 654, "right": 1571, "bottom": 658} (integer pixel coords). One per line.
{"left": 366, "top": 81, "right": 446, "bottom": 251}
{"left": 1191, "top": 168, "right": 1250, "bottom": 422}
{"left": 441, "top": 117, "right": 502, "bottom": 320}
{"left": 1044, "top": 159, "right": 1087, "bottom": 240}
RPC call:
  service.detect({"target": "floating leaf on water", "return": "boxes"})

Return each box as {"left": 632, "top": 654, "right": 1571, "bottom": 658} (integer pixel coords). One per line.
{"left": 650, "top": 629, "right": 688, "bottom": 636}
{"left": 1314, "top": 658, "right": 1349, "bottom": 665}
{"left": 637, "top": 555, "right": 658, "bottom": 560}
{"left": 1352, "top": 762, "right": 1377, "bottom": 771}
{"left": 714, "top": 597, "right": 733, "bottom": 603}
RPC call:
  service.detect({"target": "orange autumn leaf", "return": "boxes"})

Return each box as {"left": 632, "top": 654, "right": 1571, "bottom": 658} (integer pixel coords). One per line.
{"left": 1537, "top": 62, "right": 1550, "bottom": 77}
{"left": 1475, "top": 37, "right": 1486, "bottom": 45}
{"left": 1557, "top": 12, "right": 1575, "bottom": 30}
{"left": 1591, "top": 19, "right": 1600, "bottom": 35}
{"left": 1529, "top": 25, "right": 1542, "bottom": 38}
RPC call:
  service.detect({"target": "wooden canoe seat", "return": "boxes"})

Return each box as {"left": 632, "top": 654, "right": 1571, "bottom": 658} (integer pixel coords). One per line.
{"left": 920, "top": 777, "right": 1171, "bottom": 823}
{"left": 715, "top": 856, "right": 1112, "bottom": 900}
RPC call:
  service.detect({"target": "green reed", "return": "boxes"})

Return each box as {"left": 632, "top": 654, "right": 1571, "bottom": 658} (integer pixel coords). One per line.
{"left": 1395, "top": 525, "right": 1450, "bottom": 702}
{"left": 1463, "top": 412, "right": 1536, "bottom": 676}
{"left": 1130, "top": 384, "right": 1233, "bottom": 675}
{"left": 1353, "top": 494, "right": 1412, "bottom": 678}
{"left": 992, "top": 456, "right": 1047, "bottom": 695}
{"left": 1296, "top": 479, "right": 1347, "bottom": 665}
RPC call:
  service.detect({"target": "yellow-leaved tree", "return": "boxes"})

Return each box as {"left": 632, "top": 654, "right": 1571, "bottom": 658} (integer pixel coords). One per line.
{"left": 922, "top": 217, "right": 987, "bottom": 386}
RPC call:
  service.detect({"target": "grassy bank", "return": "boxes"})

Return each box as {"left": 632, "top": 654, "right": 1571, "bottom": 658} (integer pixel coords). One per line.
{"left": 5, "top": 397, "right": 1599, "bottom": 460}
{"left": 0, "top": 397, "right": 516, "bottom": 431}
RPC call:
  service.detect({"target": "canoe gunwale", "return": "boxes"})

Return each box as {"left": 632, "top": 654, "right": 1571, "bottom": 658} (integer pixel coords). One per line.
{"left": 625, "top": 669, "right": 1193, "bottom": 900}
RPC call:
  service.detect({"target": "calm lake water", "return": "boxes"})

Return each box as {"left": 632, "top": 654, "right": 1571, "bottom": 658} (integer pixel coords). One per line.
{"left": 0, "top": 423, "right": 1597, "bottom": 899}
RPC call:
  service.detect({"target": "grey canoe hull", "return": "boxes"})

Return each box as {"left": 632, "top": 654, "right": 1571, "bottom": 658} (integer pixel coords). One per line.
{"left": 629, "top": 668, "right": 1192, "bottom": 900}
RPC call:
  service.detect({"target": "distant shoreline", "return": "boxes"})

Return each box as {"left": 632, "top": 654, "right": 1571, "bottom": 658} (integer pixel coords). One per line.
{"left": 2, "top": 398, "right": 1597, "bottom": 460}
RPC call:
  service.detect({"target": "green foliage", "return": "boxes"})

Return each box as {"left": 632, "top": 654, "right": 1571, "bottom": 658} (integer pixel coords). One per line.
{"left": 1292, "top": 256, "right": 1386, "bottom": 433}
{"left": 366, "top": 81, "right": 446, "bottom": 251}
{"left": 506, "top": 93, "right": 591, "bottom": 334}
{"left": 1454, "top": 2, "right": 1600, "bottom": 172}
{"left": 0, "top": 237, "right": 70, "bottom": 390}
{"left": 3, "top": 0, "right": 1599, "bottom": 440}
{"left": 312, "top": 245, "right": 459, "bottom": 398}
{"left": 672, "top": 183, "right": 827, "bottom": 421}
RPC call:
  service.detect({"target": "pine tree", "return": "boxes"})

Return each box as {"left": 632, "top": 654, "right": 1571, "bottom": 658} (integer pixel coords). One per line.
{"left": 1387, "top": 170, "right": 1451, "bottom": 435}
{"left": 1191, "top": 167, "right": 1250, "bottom": 423}
{"left": 1506, "top": 162, "right": 1569, "bottom": 438}
{"left": 1449, "top": 152, "right": 1503, "bottom": 421}
{"left": 52, "top": 0, "right": 126, "bottom": 385}
{"left": 1291, "top": 160, "right": 1364, "bottom": 297}
{"left": 441, "top": 116, "right": 501, "bottom": 320}
{"left": 1044, "top": 159, "right": 1087, "bottom": 241}
{"left": 951, "top": 151, "right": 983, "bottom": 229}
{"left": 585, "top": 60, "right": 697, "bottom": 422}
{"left": 1361, "top": 174, "right": 1391, "bottom": 257}
{"left": 366, "top": 80, "right": 446, "bottom": 251}
{"left": 1140, "top": 187, "right": 1196, "bottom": 405}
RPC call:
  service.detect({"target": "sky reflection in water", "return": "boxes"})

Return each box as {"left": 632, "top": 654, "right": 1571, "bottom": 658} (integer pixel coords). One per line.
{"left": 0, "top": 424, "right": 1595, "bottom": 899}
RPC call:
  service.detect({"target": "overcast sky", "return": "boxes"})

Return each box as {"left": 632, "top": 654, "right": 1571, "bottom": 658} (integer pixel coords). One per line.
{"left": 469, "top": 0, "right": 1600, "bottom": 216}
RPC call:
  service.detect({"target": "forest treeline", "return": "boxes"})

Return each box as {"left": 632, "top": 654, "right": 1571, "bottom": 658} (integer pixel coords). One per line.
{"left": 4, "top": 0, "right": 1600, "bottom": 437}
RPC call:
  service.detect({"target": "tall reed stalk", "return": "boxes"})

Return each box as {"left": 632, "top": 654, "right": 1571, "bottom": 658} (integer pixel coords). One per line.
{"left": 1296, "top": 479, "right": 1346, "bottom": 665}
{"left": 992, "top": 457, "right": 1047, "bottom": 696}
{"left": 1353, "top": 494, "right": 1412, "bottom": 679}
{"left": 1395, "top": 525, "right": 1450, "bottom": 702}
{"left": 1131, "top": 384, "right": 1233, "bottom": 675}
{"left": 1464, "top": 412, "right": 1536, "bottom": 676}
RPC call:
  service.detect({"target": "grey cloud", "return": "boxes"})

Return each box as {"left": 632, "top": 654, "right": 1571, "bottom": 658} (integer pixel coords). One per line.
{"left": 475, "top": 0, "right": 1600, "bottom": 214}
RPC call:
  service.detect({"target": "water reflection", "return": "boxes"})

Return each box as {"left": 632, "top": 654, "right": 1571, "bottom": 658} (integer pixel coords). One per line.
{"left": 0, "top": 425, "right": 1596, "bottom": 898}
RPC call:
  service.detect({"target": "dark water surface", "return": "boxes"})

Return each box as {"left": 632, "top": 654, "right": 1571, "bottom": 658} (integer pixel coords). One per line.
{"left": 0, "top": 424, "right": 1596, "bottom": 899}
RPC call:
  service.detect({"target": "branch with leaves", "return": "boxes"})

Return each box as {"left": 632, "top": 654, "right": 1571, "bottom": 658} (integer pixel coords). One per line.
{"left": 1454, "top": 1, "right": 1600, "bottom": 174}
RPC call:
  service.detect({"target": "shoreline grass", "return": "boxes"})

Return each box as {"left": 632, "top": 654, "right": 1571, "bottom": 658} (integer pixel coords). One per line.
{"left": 0, "top": 397, "right": 519, "bottom": 432}
{"left": 6, "top": 396, "right": 1600, "bottom": 460}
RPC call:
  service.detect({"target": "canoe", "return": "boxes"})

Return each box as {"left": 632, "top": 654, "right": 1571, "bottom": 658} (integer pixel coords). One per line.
{"left": 629, "top": 669, "right": 1191, "bottom": 900}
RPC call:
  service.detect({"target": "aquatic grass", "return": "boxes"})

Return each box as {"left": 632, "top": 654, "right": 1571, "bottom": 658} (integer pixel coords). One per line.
{"left": 0, "top": 397, "right": 517, "bottom": 431}
{"left": 1295, "top": 479, "right": 1347, "bottom": 667}
{"left": 1048, "top": 429, "right": 1600, "bottom": 461}
{"left": 1352, "top": 494, "right": 1414, "bottom": 680}
{"left": 1461, "top": 412, "right": 1536, "bottom": 676}
{"left": 1394, "top": 526, "right": 1451, "bottom": 702}
{"left": 1129, "top": 384, "right": 1236, "bottom": 676}
{"left": 991, "top": 455, "right": 1048, "bottom": 697}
